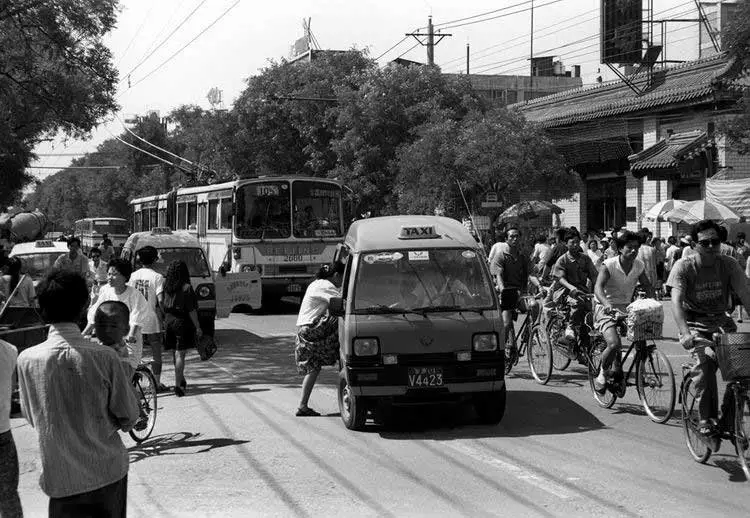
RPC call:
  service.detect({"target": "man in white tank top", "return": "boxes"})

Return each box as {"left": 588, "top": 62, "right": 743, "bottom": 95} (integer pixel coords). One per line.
{"left": 593, "top": 230, "right": 653, "bottom": 393}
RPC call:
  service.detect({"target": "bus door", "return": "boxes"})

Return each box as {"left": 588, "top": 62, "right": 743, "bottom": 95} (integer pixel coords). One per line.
{"left": 214, "top": 270, "right": 262, "bottom": 317}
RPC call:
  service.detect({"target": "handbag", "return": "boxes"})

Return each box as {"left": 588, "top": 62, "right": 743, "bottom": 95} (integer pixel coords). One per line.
{"left": 196, "top": 334, "right": 217, "bottom": 361}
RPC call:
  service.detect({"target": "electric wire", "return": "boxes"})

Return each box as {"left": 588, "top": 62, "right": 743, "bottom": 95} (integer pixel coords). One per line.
{"left": 441, "top": 0, "right": 563, "bottom": 30}
{"left": 124, "top": 0, "right": 240, "bottom": 93}
{"left": 432, "top": 1, "right": 533, "bottom": 29}
{"left": 375, "top": 36, "right": 410, "bottom": 61}
{"left": 116, "top": 2, "right": 157, "bottom": 68}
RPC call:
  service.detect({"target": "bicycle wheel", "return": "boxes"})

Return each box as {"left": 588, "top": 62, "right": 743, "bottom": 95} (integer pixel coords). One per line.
{"left": 547, "top": 315, "right": 571, "bottom": 371}
{"left": 504, "top": 326, "right": 518, "bottom": 375}
{"left": 636, "top": 346, "right": 676, "bottom": 424}
{"left": 129, "top": 367, "right": 158, "bottom": 443}
{"left": 681, "top": 377, "right": 711, "bottom": 464}
{"left": 734, "top": 388, "right": 750, "bottom": 481}
{"left": 588, "top": 336, "right": 616, "bottom": 408}
{"left": 527, "top": 326, "right": 553, "bottom": 385}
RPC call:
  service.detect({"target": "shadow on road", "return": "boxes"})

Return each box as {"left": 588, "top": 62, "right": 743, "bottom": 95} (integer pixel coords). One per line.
{"left": 713, "top": 457, "right": 750, "bottom": 483}
{"left": 128, "top": 431, "right": 249, "bottom": 463}
{"left": 377, "top": 390, "right": 604, "bottom": 438}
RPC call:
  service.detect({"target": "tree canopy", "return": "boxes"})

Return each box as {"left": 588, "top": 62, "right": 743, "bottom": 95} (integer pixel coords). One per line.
{"left": 0, "top": 0, "right": 120, "bottom": 208}
{"left": 718, "top": 0, "right": 750, "bottom": 154}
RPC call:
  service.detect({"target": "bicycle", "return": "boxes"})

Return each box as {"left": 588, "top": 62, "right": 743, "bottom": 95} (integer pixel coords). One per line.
{"left": 586, "top": 309, "right": 675, "bottom": 424}
{"left": 130, "top": 362, "right": 158, "bottom": 443}
{"left": 503, "top": 292, "right": 553, "bottom": 384}
{"left": 543, "top": 292, "right": 594, "bottom": 374}
{"left": 680, "top": 333, "right": 750, "bottom": 480}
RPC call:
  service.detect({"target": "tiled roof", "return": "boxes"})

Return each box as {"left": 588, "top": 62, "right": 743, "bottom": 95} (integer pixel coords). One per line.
{"left": 513, "top": 54, "right": 740, "bottom": 128}
{"left": 628, "top": 130, "right": 713, "bottom": 172}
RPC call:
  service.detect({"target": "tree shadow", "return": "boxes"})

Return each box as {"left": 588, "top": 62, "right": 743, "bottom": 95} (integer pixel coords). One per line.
{"left": 377, "top": 390, "right": 605, "bottom": 439}
{"left": 128, "top": 431, "right": 249, "bottom": 463}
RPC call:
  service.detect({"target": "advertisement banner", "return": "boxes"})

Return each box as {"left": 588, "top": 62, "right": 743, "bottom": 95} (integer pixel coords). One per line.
{"left": 601, "top": 0, "right": 643, "bottom": 65}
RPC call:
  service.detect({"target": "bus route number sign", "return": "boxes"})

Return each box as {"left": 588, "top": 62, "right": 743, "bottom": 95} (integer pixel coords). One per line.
{"left": 256, "top": 185, "right": 280, "bottom": 197}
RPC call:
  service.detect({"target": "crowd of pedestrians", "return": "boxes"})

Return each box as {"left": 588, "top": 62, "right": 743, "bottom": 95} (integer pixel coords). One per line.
{"left": 0, "top": 236, "right": 204, "bottom": 517}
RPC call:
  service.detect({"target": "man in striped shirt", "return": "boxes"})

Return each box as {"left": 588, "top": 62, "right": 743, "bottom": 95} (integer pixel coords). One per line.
{"left": 17, "top": 270, "right": 139, "bottom": 518}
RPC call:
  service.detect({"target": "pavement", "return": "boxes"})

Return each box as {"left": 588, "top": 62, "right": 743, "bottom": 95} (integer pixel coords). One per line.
{"left": 9, "top": 300, "right": 750, "bottom": 517}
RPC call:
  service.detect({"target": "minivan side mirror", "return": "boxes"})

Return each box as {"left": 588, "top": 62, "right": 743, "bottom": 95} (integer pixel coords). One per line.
{"left": 329, "top": 297, "right": 345, "bottom": 317}
{"left": 218, "top": 263, "right": 228, "bottom": 277}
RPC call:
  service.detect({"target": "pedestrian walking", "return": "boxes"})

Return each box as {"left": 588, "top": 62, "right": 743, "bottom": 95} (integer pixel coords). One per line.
{"left": 53, "top": 236, "right": 89, "bottom": 281}
{"left": 84, "top": 259, "right": 151, "bottom": 377}
{"left": 100, "top": 235, "right": 116, "bottom": 263}
{"left": 88, "top": 247, "right": 108, "bottom": 299}
{"left": 586, "top": 239, "right": 603, "bottom": 268}
{"left": 294, "top": 263, "right": 344, "bottom": 416}
{"left": 160, "top": 260, "right": 202, "bottom": 397}
{"left": 16, "top": 270, "right": 139, "bottom": 518}
{"left": 1, "top": 337, "right": 23, "bottom": 518}
{"left": 128, "top": 246, "right": 168, "bottom": 391}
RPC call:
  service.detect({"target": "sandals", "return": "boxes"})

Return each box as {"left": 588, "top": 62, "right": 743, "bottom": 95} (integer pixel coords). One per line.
{"left": 156, "top": 383, "right": 170, "bottom": 393}
{"left": 295, "top": 406, "right": 321, "bottom": 417}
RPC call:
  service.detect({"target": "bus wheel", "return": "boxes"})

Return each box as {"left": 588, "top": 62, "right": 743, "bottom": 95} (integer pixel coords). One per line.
{"left": 473, "top": 384, "right": 507, "bottom": 425}
{"left": 338, "top": 376, "right": 367, "bottom": 431}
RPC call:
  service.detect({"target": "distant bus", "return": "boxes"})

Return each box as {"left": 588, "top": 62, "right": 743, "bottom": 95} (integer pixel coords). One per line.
{"left": 73, "top": 217, "right": 129, "bottom": 254}
{"left": 130, "top": 176, "right": 345, "bottom": 305}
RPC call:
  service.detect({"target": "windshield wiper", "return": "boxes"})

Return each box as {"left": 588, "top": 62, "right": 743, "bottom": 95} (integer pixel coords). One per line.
{"left": 412, "top": 305, "right": 483, "bottom": 314}
{"left": 360, "top": 304, "right": 426, "bottom": 316}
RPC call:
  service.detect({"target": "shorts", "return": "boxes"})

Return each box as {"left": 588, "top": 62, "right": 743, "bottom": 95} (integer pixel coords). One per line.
{"left": 295, "top": 314, "right": 339, "bottom": 375}
{"left": 593, "top": 304, "right": 626, "bottom": 334}
{"left": 164, "top": 315, "right": 196, "bottom": 351}
{"left": 500, "top": 289, "right": 521, "bottom": 311}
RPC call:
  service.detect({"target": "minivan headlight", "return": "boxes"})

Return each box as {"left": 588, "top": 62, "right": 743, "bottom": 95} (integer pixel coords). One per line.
{"left": 473, "top": 333, "right": 498, "bottom": 351}
{"left": 353, "top": 338, "right": 379, "bottom": 356}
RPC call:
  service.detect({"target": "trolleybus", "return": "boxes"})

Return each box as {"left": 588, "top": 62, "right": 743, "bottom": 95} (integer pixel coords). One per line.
{"left": 73, "top": 217, "right": 129, "bottom": 254}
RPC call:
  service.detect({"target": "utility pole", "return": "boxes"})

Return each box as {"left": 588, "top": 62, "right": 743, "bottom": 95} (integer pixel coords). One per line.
{"left": 406, "top": 16, "right": 452, "bottom": 66}
{"left": 466, "top": 43, "right": 470, "bottom": 74}
{"left": 529, "top": 0, "right": 535, "bottom": 97}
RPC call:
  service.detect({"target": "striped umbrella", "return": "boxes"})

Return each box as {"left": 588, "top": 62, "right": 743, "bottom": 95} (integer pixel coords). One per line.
{"left": 662, "top": 200, "right": 741, "bottom": 225}
{"left": 643, "top": 199, "right": 686, "bottom": 222}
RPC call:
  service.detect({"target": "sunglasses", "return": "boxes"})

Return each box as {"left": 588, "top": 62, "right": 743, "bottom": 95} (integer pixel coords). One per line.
{"left": 697, "top": 238, "right": 721, "bottom": 248}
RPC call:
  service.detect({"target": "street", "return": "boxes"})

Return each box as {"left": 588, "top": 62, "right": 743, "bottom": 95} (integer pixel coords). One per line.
{"left": 11, "top": 301, "right": 750, "bottom": 518}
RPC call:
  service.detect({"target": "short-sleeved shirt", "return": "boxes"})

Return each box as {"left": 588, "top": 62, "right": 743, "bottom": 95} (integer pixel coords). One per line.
{"left": 637, "top": 244, "right": 658, "bottom": 285}
{"left": 666, "top": 254, "right": 747, "bottom": 315}
{"left": 128, "top": 267, "right": 164, "bottom": 334}
{"left": 600, "top": 257, "right": 645, "bottom": 308}
{"left": 162, "top": 283, "right": 198, "bottom": 317}
{"left": 0, "top": 339, "right": 18, "bottom": 433}
{"left": 296, "top": 279, "right": 339, "bottom": 326}
{"left": 491, "top": 248, "right": 530, "bottom": 290}
{"left": 546, "top": 243, "right": 568, "bottom": 268}
{"left": 53, "top": 252, "right": 89, "bottom": 279}
{"left": 487, "top": 242, "right": 509, "bottom": 275}
{"left": 0, "top": 273, "right": 36, "bottom": 307}
{"left": 89, "top": 259, "right": 108, "bottom": 283}
{"left": 553, "top": 252, "right": 598, "bottom": 292}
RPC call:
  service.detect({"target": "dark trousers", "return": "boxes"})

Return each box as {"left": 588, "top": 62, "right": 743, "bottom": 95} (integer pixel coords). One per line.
{"left": 0, "top": 430, "right": 23, "bottom": 518}
{"left": 48, "top": 476, "right": 127, "bottom": 518}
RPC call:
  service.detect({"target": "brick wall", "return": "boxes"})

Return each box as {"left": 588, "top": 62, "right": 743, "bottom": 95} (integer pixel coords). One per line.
{"left": 553, "top": 190, "right": 584, "bottom": 229}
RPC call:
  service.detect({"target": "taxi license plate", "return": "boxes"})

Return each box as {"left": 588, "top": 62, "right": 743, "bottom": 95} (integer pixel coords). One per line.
{"left": 287, "top": 283, "right": 302, "bottom": 293}
{"left": 408, "top": 367, "right": 444, "bottom": 388}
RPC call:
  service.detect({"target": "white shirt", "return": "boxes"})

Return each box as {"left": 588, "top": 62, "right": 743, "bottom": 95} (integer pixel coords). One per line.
{"left": 128, "top": 267, "right": 164, "bottom": 334}
{"left": 89, "top": 259, "right": 108, "bottom": 283}
{"left": 600, "top": 256, "right": 646, "bottom": 307}
{"left": 296, "top": 279, "right": 339, "bottom": 327}
{"left": 586, "top": 249, "right": 603, "bottom": 268}
{"left": 488, "top": 242, "right": 510, "bottom": 274}
{"left": 87, "top": 285, "right": 149, "bottom": 368}
{"left": 0, "top": 339, "right": 18, "bottom": 433}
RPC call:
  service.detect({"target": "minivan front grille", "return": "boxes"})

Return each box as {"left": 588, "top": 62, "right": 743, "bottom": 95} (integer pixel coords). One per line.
{"left": 279, "top": 265, "right": 308, "bottom": 275}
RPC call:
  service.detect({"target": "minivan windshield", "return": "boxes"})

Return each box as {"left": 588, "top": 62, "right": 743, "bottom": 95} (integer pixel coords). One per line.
{"left": 149, "top": 247, "right": 211, "bottom": 278}
{"left": 352, "top": 248, "right": 495, "bottom": 313}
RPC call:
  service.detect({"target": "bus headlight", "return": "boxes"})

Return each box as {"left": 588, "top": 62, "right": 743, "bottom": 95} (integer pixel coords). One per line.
{"left": 473, "top": 333, "right": 498, "bottom": 352}
{"left": 353, "top": 338, "right": 379, "bottom": 356}
{"left": 196, "top": 284, "right": 214, "bottom": 299}
{"left": 241, "top": 265, "right": 253, "bottom": 272}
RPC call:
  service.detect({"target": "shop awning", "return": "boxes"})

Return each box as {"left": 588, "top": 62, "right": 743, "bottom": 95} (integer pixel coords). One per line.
{"left": 628, "top": 130, "right": 714, "bottom": 179}
{"left": 706, "top": 177, "right": 750, "bottom": 219}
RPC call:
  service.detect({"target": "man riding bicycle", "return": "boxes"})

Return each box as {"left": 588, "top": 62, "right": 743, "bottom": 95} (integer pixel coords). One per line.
{"left": 490, "top": 227, "right": 542, "bottom": 352}
{"left": 593, "top": 230, "right": 653, "bottom": 393}
{"left": 667, "top": 219, "right": 750, "bottom": 445}
{"left": 549, "top": 229, "right": 599, "bottom": 348}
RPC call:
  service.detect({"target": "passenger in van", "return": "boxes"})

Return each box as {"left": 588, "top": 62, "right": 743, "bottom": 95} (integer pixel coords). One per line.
{"left": 294, "top": 262, "right": 344, "bottom": 417}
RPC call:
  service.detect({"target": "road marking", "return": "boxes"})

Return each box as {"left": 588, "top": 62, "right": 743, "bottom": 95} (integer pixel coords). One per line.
{"left": 444, "top": 442, "right": 576, "bottom": 500}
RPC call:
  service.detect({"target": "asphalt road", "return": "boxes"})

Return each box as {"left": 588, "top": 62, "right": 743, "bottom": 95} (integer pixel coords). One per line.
{"left": 11, "top": 300, "right": 750, "bottom": 517}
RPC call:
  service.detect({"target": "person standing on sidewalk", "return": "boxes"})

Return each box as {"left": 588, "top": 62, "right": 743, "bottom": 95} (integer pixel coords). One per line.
{"left": 16, "top": 269, "right": 139, "bottom": 518}
{"left": 128, "top": 246, "right": 167, "bottom": 392}
{"left": 1, "top": 338, "right": 23, "bottom": 518}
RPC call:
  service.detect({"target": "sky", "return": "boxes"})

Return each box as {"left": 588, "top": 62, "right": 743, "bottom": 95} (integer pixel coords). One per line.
{"left": 30, "top": 0, "right": 703, "bottom": 178}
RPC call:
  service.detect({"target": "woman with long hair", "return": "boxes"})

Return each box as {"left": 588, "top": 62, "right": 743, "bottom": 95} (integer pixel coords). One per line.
{"left": 0, "top": 257, "right": 36, "bottom": 308}
{"left": 160, "top": 260, "right": 202, "bottom": 397}
{"left": 294, "top": 262, "right": 344, "bottom": 416}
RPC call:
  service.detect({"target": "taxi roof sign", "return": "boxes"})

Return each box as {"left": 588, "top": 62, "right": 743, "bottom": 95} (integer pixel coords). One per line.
{"left": 150, "top": 227, "right": 173, "bottom": 235}
{"left": 35, "top": 240, "right": 54, "bottom": 248}
{"left": 399, "top": 225, "right": 440, "bottom": 240}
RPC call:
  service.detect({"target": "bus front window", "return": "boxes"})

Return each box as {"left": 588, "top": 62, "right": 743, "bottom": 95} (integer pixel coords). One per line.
{"left": 292, "top": 181, "right": 342, "bottom": 238}
{"left": 235, "top": 182, "right": 291, "bottom": 239}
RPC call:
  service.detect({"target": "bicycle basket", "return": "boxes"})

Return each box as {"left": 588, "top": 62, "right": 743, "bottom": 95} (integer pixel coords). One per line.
{"left": 714, "top": 333, "right": 750, "bottom": 381}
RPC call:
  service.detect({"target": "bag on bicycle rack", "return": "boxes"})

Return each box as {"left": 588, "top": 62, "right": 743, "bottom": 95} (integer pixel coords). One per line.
{"left": 196, "top": 335, "right": 217, "bottom": 361}
{"left": 625, "top": 298, "right": 663, "bottom": 341}
{"left": 714, "top": 332, "right": 750, "bottom": 381}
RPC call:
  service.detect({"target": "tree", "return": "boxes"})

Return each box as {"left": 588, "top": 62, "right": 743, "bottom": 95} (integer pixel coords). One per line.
{"left": 169, "top": 105, "right": 235, "bottom": 182}
{"left": 718, "top": 0, "right": 750, "bottom": 154}
{"left": 0, "top": 0, "right": 120, "bottom": 208}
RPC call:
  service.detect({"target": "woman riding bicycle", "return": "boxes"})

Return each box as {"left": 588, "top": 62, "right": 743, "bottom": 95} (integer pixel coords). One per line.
{"left": 667, "top": 220, "right": 750, "bottom": 446}
{"left": 593, "top": 230, "right": 653, "bottom": 393}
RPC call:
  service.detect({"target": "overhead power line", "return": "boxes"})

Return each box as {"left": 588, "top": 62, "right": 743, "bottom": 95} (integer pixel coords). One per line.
{"left": 441, "top": 0, "right": 563, "bottom": 30}
{"left": 375, "top": 36, "right": 410, "bottom": 61}
{"left": 432, "top": 1, "right": 533, "bottom": 29}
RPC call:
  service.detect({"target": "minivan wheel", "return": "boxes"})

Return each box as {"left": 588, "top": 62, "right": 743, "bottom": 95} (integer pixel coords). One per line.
{"left": 338, "top": 376, "right": 367, "bottom": 431}
{"left": 473, "top": 384, "right": 507, "bottom": 425}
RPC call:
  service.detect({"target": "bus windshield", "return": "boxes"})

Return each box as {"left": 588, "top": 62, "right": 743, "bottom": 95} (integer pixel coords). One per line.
{"left": 150, "top": 248, "right": 212, "bottom": 278}
{"left": 292, "top": 181, "right": 342, "bottom": 238}
{"left": 352, "top": 248, "right": 495, "bottom": 314}
{"left": 235, "top": 181, "right": 291, "bottom": 239}
{"left": 93, "top": 219, "right": 128, "bottom": 235}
